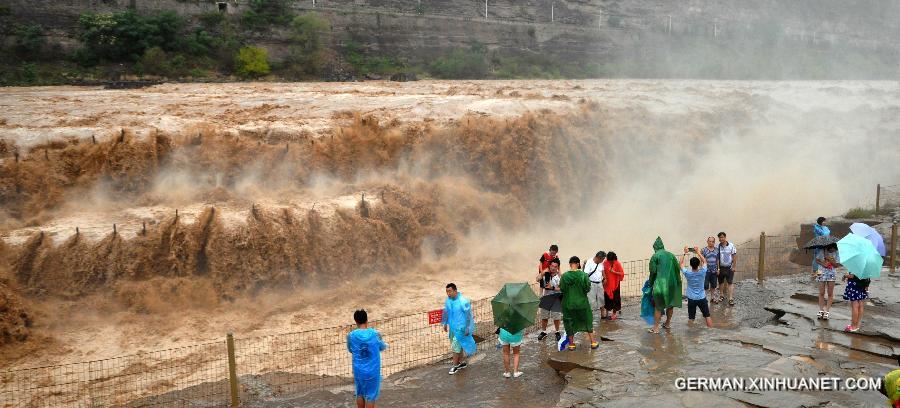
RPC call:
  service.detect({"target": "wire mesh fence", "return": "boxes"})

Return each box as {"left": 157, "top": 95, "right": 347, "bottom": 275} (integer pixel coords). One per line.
{"left": 0, "top": 341, "right": 229, "bottom": 408}
{"left": 0, "top": 230, "right": 837, "bottom": 407}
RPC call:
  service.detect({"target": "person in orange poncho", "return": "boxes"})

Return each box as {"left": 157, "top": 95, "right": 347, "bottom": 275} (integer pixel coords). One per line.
{"left": 602, "top": 251, "right": 625, "bottom": 320}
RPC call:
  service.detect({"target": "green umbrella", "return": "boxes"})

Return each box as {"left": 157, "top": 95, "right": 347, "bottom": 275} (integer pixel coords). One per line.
{"left": 491, "top": 283, "right": 540, "bottom": 334}
{"left": 837, "top": 233, "right": 883, "bottom": 279}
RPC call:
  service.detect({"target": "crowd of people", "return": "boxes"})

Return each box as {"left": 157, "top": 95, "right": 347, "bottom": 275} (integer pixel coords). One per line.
{"left": 344, "top": 222, "right": 883, "bottom": 407}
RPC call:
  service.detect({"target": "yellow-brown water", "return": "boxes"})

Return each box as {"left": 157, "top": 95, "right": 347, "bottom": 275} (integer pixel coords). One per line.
{"left": 0, "top": 79, "right": 898, "bottom": 374}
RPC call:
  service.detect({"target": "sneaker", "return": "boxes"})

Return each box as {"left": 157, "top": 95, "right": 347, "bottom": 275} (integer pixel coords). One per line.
{"left": 502, "top": 372, "right": 511, "bottom": 378}
{"left": 555, "top": 332, "right": 561, "bottom": 342}
{"left": 728, "top": 298, "right": 735, "bottom": 306}
{"left": 816, "top": 310, "right": 824, "bottom": 319}
{"left": 457, "top": 362, "right": 468, "bottom": 370}
{"left": 823, "top": 311, "right": 830, "bottom": 320}
{"left": 513, "top": 371, "right": 523, "bottom": 378}
{"left": 537, "top": 332, "right": 547, "bottom": 341}
{"left": 567, "top": 344, "right": 576, "bottom": 351}
{"left": 449, "top": 365, "right": 460, "bottom": 375}
{"left": 590, "top": 342, "right": 600, "bottom": 349}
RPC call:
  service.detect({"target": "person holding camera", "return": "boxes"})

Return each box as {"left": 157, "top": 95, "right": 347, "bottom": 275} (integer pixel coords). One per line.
{"left": 535, "top": 258, "right": 563, "bottom": 342}
{"left": 681, "top": 246, "right": 713, "bottom": 328}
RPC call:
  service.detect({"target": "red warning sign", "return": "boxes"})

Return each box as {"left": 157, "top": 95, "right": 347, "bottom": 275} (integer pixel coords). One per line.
{"left": 428, "top": 309, "right": 444, "bottom": 325}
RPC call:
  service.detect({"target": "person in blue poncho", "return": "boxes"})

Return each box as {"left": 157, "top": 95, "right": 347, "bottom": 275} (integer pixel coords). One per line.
{"left": 347, "top": 309, "right": 387, "bottom": 408}
{"left": 442, "top": 282, "right": 476, "bottom": 375}
{"left": 812, "top": 216, "right": 830, "bottom": 274}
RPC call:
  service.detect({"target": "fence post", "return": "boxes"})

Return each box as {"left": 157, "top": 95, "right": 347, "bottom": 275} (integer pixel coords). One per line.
{"left": 875, "top": 184, "right": 881, "bottom": 214}
{"left": 227, "top": 333, "right": 239, "bottom": 407}
{"left": 757, "top": 232, "right": 766, "bottom": 284}
{"left": 891, "top": 222, "right": 897, "bottom": 275}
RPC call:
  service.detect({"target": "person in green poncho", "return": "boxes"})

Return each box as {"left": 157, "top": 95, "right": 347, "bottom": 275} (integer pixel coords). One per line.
{"left": 648, "top": 237, "right": 682, "bottom": 334}
{"left": 559, "top": 256, "right": 599, "bottom": 350}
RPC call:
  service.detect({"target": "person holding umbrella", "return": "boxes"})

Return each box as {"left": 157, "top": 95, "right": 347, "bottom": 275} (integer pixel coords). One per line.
{"left": 491, "top": 283, "right": 539, "bottom": 379}
{"left": 442, "top": 283, "right": 476, "bottom": 375}
{"left": 803, "top": 234, "right": 840, "bottom": 320}
{"left": 838, "top": 233, "right": 884, "bottom": 333}
{"left": 813, "top": 217, "right": 831, "bottom": 274}
{"left": 814, "top": 243, "right": 840, "bottom": 320}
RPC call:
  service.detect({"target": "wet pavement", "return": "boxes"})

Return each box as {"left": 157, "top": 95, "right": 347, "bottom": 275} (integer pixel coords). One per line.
{"left": 244, "top": 272, "right": 899, "bottom": 407}
{"left": 551, "top": 272, "right": 899, "bottom": 408}
{"left": 247, "top": 339, "right": 565, "bottom": 408}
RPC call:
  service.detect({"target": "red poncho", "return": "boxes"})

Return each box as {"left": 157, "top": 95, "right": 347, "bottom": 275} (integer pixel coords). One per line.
{"left": 603, "top": 259, "right": 624, "bottom": 298}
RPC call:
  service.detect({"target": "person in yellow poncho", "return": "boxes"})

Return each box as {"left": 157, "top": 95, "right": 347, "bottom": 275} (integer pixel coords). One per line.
{"left": 648, "top": 237, "right": 682, "bottom": 334}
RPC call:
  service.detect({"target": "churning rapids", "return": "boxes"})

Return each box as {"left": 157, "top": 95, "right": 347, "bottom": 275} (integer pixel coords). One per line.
{"left": 0, "top": 79, "right": 898, "bottom": 375}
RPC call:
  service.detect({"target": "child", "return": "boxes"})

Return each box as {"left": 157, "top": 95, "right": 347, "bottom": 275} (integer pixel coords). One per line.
{"left": 347, "top": 310, "right": 387, "bottom": 408}
{"left": 814, "top": 243, "right": 839, "bottom": 320}
{"left": 842, "top": 272, "right": 870, "bottom": 333}
{"left": 681, "top": 247, "right": 713, "bottom": 328}
{"left": 498, "top": 327, "right": 524, "bottom": 378}
{"left": 559, "top": 256, "right": 598, "bottom": 350}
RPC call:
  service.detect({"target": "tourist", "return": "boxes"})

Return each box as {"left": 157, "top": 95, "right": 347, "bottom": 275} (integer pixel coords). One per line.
{"left": 347, "top": 309, "right": 387, "bottom": 408}
{"left": 716, "top": 232, "right": 738, "bottom": 306}
{"left": 582, "top": 251, "right": 606, "bottom": 317}
{"left": 538, "top": 244, "right": 560, "bottom": 274}
{"left": 842, "top": 271, "right": 870, "bottom": 333}
{"left": 681, "top": 247, "right": 713, "bottom": 328}
{"left": 442, "top": 283, "right": 476, "bottom": 374}
{"left": 813, "top": 217, "right": 830, "bottom": 275}
{"left": 701, "top": 237, "right": 720, "bottom": 303}
{"left": 814, "top": 243, "right": 839, "bottom": 320}
{"left": 498, "top": 328, "right": 524, "bottom": 378}
{"left": 648, "top": 237, "right": 682, "bottom": 334}
{"left": 602, "top": 251, "right": 624, "bottom": 321}
{"left": 536, "top": 259, "right": 563, "bottom": 342}
{"left": 559, "top": 256, "right": 598, "bottom": 350}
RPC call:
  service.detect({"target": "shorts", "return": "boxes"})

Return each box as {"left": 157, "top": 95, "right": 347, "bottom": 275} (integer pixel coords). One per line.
{"left": 603, "top": 288, "right": 621, "bottom": 312}
{"left": 499, "top": 338, "right": 523, "bottom": 347}
{"left": 687, "top": 298, "right": 710, "bottom": 320}
{"left": 539, "top": 307, "right": 562, "bottom": 321}
{"left": 588, "top": 282, "right": 604, "bottom": 311}
{"left": 450, "top": 335, "right": 462, "bottom": 353}
{"left": 704, "top": 271, "right": 718, "bottom": 290}
{"left": 717, "top": 265, "right": 734, "bottom": 284}
{"left": 354, "top": 376, "right": 381, "bottom": 401}
{"left": 816, "top": 268, "right": 836, "bottom": 282}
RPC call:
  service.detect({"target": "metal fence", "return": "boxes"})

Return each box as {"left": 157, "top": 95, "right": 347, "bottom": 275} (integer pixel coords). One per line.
{"left": 0, "top": 230, "right": 814, "bottom": 407}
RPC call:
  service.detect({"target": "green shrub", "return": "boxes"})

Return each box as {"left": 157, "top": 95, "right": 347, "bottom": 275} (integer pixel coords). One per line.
{"left": 198, "top": 11, "right": 225, "bottom": 28}
{"left": 14, "top": 24, "right": 45, "bottom": 59}
{"left": 19, "top": 63, "right": 37, "bottom": 84}
{"left": 242, "top": 0, "right": 293, "bottom": 30}
{"left": 285, "top": 12, "right": 331, "bottom": 76}
{"left": 428, "top": 45, "right": 488, "bottom": 79}
{"left": 844, "top": 207, "right": 876, "bottom": 219}
{"left": 76, "top": 10, "right": 184, "bottom": 64}
{"left": 234, "top": 46, "right": 270, "bottom": 78}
